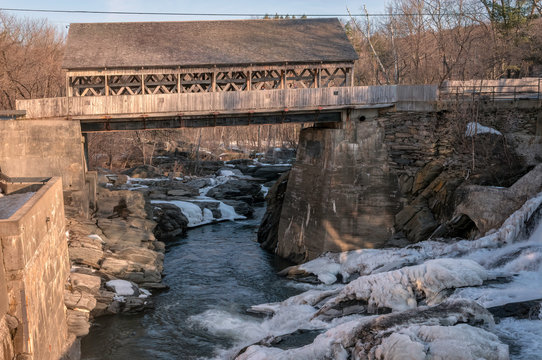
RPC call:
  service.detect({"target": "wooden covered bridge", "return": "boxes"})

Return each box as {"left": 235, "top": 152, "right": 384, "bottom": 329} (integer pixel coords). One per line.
{"left": 16, "top": 18, "right": 437, "bottom": 131}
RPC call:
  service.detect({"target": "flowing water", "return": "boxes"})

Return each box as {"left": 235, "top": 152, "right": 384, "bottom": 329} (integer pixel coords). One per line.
{"left": 81, "top": 207, "right": 301, "bottom": 359}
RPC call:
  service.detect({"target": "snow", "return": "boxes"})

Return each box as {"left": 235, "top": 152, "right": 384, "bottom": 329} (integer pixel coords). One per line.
{"left": 260, "top": 184, "right": 269, "bottom": 198}
{"left": 217, "top": 169, "right": 236, "bottom": 177}
{"left": 318, "top": 259, "right": 488, "bottom": 314}
{"left": 87, "top": 234, "right": 105, "bottom": 243}
{"left": 151, "top": 198, "right": 245, "bottom": 228}
{"left": 106, "top": 280, "right": 137, "bottom": 296}
{"left": 374, "top": 324, "right": 509, "bottom": 360}
{"left": 465, "top": 121, "right": 503, "bottom": 136}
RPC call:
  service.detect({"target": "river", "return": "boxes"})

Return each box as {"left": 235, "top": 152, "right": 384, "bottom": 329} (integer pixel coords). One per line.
{"left": 81, "top": 207, "right": 301, "bottom": 359}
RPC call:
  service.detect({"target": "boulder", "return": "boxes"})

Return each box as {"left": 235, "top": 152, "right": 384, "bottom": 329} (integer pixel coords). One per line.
{"left": 122, "top": 165, "right": 162, "bottom": 179}
{"left": 97, "top": 218, "right": 156, "bottom": 250}
{"left": 153, "top": 203, "right": 188, "bottom": 241}
{"left": 206, "top": 179, "right": 265, "bottom": 204}
{"left": 251, "top": 166, "right": 291, "bottom": 182}
{"left": 69, "top": 273, "right": 101, "bottom": 295}
{"left": 166, "top": 185, "right": 199, "bottom": 197}
{"left": 222, "top": 200, "right": 254, "bottom": 218}
{"left": 96, "top": 188, "right": 151, "bottom": 219}
{"left": 64, "top": 289, "right": 97, "bottom": 312}
{"left": 455, "top": 164, "right": 542, "bottom": 234}
{"left": 66, "top": 310, "right": 90, "bottom": 337}
{"left": 411, "top": 160, "right": 444, "bottom": 195}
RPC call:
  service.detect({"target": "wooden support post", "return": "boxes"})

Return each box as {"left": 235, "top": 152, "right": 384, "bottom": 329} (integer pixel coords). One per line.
{"left": 247, "top": 70, "right": 252, "bottom": 91}
{"left": 66, "top": 76, "right": 73, "bottom": 97}
{"left": 105, "top": 75, "right": 109, "bottom": 96}
{"left": 280, "top": 70, "right": 285, "bottom": 89}
{"left": 177, "top": 73, "right": 181, "bottom": 93}
{"left": 141, "top": 74, "right": 145, "bottom": 95}
{"left": 313, "top": 69, "right": 318, "bottom": 88}
{"left": 317, "top": 68, "right": 321, "bottom": 88}
{"left": 211, "top": 71, "right": 217, "bottom": 92}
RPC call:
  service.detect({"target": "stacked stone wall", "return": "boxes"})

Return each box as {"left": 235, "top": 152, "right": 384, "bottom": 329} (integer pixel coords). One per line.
{"left": 0, "top": 178, "right": 70, "bottom": 360}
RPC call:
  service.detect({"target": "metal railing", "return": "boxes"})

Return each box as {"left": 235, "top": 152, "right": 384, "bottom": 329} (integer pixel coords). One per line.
{"left": 439, "top": 78, "right": 541, "bottom": 102}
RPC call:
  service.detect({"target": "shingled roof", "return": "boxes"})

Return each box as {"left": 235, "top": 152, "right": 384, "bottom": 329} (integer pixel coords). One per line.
{"left": 62, "top": 18, "right": 358, "bottom": 70}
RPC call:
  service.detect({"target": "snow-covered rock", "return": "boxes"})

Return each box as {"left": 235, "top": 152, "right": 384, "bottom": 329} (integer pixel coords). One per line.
{"left": 315, "top": 259, "right": 488, "bottom": 316}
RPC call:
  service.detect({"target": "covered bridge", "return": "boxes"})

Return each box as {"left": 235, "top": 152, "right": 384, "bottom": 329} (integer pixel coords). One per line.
{"left": 63, "top": 18, "right": 359, "bottom": 97}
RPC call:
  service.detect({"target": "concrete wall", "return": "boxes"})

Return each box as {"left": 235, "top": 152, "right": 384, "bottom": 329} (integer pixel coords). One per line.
{"left": 0, "top": 118, "right": 88, "bottom": 215}
{"left": 276, "top": 109, "right": 401, "bottom": 262}
{"left": 0, "top": 177, "right": 70, "bottom": 360}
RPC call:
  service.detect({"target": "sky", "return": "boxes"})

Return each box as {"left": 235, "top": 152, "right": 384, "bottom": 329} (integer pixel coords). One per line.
{"left": 0, "top": 0, "right": 388, "bottom": 30}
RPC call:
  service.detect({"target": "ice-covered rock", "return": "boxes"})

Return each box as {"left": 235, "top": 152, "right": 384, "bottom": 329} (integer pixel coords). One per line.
{"left": 315, "top": 258, "right": 488, "bottom": 316}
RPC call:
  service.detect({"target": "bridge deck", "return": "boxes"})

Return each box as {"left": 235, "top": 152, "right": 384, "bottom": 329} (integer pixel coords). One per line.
{"left": 16, "top": 85, "right": 438, "bottom": 131}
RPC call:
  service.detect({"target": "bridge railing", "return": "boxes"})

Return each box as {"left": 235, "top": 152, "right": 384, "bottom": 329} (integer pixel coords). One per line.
{"left": 16, "top": 85, "right": 438, "bottom": 119}
{"left": 439, "top": 78, "right": 541, "bottom": 101}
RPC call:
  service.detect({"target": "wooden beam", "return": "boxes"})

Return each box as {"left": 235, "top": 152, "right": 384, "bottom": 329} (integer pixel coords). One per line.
{"left": 247, "top": 70, "right": 251, "bottom": 91}
{"left": 211, "top": 71, "right": 216, "bottom": 92}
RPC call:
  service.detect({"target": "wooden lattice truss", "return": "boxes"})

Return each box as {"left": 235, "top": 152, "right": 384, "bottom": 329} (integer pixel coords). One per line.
{"left": 67, "top": 65, "right": 353, "bottom": 96}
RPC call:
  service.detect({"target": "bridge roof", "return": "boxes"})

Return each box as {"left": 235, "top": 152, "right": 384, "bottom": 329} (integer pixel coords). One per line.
{"left": 62, "top": 18, "right": 358, "bottom": 70}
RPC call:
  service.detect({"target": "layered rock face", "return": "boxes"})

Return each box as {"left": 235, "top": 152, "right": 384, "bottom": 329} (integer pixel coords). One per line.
{"left": 261, "top": 104, "right": 542, "bottom": 263}
{"left": 64, "top": 186, "right": 165, "bottom": 341}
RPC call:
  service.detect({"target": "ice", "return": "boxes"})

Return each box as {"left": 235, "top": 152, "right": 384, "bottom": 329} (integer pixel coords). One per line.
{"left": 151, "top": 200, "right": 207, "bottom": 227}
{"left": 106, "top": 279, "right": 137, "bottom": 296}
{"left": 465, "top": 121, "right": 503, "bottom": 136}
{"left": 87, "top": 234, "right": 104, "bottom": 243}
{"left": 218, "top": 201, "right": 244, "bottom": 221}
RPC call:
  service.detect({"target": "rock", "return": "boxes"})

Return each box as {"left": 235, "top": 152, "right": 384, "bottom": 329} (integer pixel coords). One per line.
{"left": 166, "top": 184, "right": 199, "bottom": 197}
{"left": 402, "top": 206, "right": 438, "bottom": 243}
{"left": 64, "top": 290, "right": 97, "bottom": 312}
{"left": 69, "top": 273, "right": 101, "bottom": 295}
{"left": 96, "top": 188, "right": 151, "bottom": 220}
{"left": 100, "top": 248, "right": 163, "bottom": 284}
{"left": 66, "top": 310, "right": 90, "bottom": 337}
{"left": 455, "top": 164, "right": 542, "bottom": 234}
{"left": 122, "top": 165, "right": 162, "bottom": 179}
{"left": 222, "top": 200, "right": 254, "bottom": 218}
{"left": 97, "top": 218, "right": 156, "bottom": 250}
{"left": 194, "top": 201, "right": 221, "bottom": 219}
{"left": 68, "top": 246, "right": 104, "bottom": 269}
{"left": 153, "top": 203, "right": 188, "bottom": 241}
{"left": 206, "top": 179, "right": 265, "bottom": 204}
{"left": 184, "top": 177, "right": 214, "bottom": 190}
{"left": 258, "top": 171, "right": 289, "bottom": 252}
{"left": 488, "top": 299, "right": 542, "bottom": 320}
{"left": 411, "top": 160, "right": 444, "bottom": 195}
{"left": 251, "top": 166, "right": 291, "bottom": 182}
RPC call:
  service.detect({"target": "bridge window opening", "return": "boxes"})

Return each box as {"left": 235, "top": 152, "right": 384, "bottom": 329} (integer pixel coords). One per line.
{"left": 216, "top": 71, "right": 248, "bottom": 92}
{"left": 251, "top": 70, "right": 282, "bottom": 90}
{"left": 108, "top": 75, "right": 143, "bottom": 95}
{"left": 71, "top": 76, "right": 106, "bottom": 96}
{"left": 180, "top": 72, "right": 212, "bottom": 93}
{"left": 359, "top": 115, "right": 366, "bottom": 122}
{"left": 144, "top": 74, "right": 178, "bottom": 94}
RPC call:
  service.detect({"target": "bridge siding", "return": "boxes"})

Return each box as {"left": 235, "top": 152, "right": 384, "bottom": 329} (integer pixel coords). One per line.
{"left": 16, "top": 85, "right": 438, "bottom": 120}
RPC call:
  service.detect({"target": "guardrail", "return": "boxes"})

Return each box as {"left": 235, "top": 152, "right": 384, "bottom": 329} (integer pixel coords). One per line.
{"left": 439, "top": 78, "right": 541, "bottom": 102}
